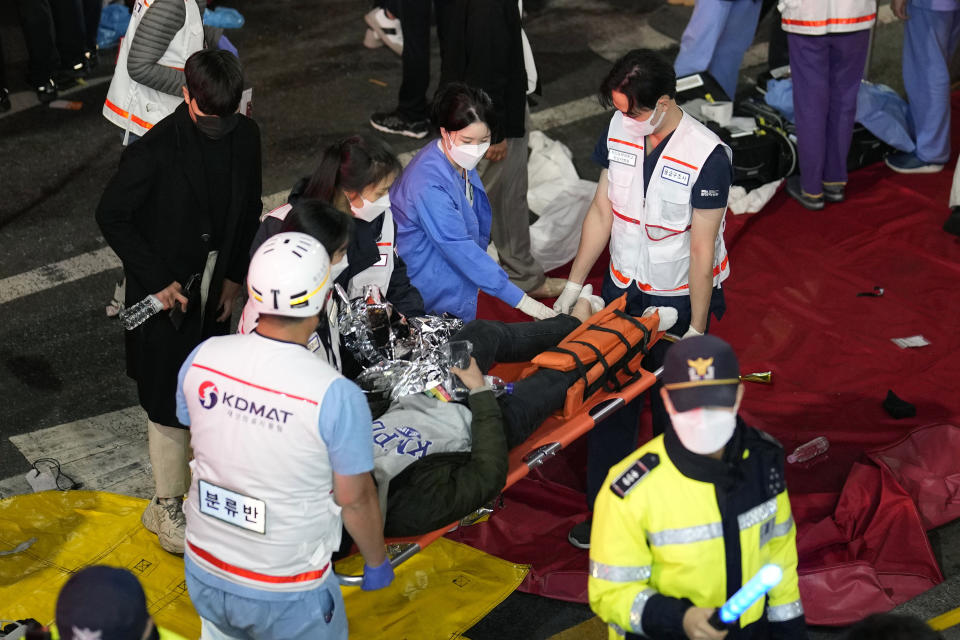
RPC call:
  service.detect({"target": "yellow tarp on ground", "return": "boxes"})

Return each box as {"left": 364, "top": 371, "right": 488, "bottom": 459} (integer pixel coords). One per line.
{"left": 0, "top": 491, "right": 528, "bottom": 639}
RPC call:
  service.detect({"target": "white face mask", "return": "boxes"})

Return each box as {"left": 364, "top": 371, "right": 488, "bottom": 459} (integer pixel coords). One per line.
{"left": 621, "top": 105, "right": 667, "bottom": 138}
{"left": 350, "top": 193, "right": 390, "bottom": 222}
{"left": 330, "top": 256, "right": 349, "bottom": 281}
{"left": 444, "top": 132, "right": 490, "bottom": 171}
{"left": 669, "top": 407, "right": 737, "bottom": 455}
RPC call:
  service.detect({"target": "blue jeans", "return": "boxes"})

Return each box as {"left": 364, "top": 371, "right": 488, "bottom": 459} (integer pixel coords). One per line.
{"left": 185, "top": 556, "right": 348, "bottom": 640}
{"left": 584, "top": 275, "right": 726, "bottom": 508}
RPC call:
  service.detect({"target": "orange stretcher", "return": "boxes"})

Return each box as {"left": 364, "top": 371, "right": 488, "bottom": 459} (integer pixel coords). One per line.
{"left": 335, "top": 328, "right": 666, "bottom": 586}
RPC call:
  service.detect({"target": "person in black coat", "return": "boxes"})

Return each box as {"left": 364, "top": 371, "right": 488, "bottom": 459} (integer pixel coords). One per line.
{"left": 96, "top": 49, "right": 261, "bottom": 554}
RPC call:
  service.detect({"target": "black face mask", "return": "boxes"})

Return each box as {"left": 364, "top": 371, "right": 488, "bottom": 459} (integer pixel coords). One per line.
{"left": 195, "top": 112, "right": 239, "bottom": 140}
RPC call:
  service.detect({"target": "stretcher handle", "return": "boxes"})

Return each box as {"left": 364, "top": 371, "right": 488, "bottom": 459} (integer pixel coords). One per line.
{"left": 335, "top": 542, "right": 422, "bottom": 587}
{"left": 523, "top": 442, "right": 563, "bottom": 469}
{"left": 586, "top": 365, "right": 663, "bottom": 423}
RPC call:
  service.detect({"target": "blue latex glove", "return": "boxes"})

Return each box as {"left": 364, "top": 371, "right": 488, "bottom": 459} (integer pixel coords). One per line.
{"left": 361, "top": 558, "right": 395, "bottom": 591}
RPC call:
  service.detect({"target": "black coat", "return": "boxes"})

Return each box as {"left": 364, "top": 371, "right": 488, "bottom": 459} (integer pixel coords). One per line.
{"left": 96, "top": 102, "right": 262, "bottom": 427}
{"left": 439, "top": 0, "right": 528, "bottom": 142}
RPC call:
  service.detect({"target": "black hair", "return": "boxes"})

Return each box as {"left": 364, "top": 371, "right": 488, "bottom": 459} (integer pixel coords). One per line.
{"left": 302, "top": 135, "right": 401, "bottom": 204}
{"left": 847, "top": 614, "right": 944, "bottom": 640}
{"left": 184, "top": 49, "right": 244, "bottom": 116}
{"left": 280, "top": 199, "right": 354, "bottom": 258}
{"left": 599, "top": 49, "right": 676, "bottom": 114}
{"left": 257, "top": 313, "right": 315, "bottom": 326}
{"left": 430, "top": 82, "right": 494, "bottom": 132}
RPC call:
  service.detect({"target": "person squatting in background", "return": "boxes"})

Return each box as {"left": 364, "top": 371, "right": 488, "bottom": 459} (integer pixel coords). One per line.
{"left": 390, "top": 82, "right": 557, "bottom": 322}
{"left": 555, "top": 49, "right": 733, "bottom": 548}
{"left": 179, "top": 233, "right": 393, "bottom": 640}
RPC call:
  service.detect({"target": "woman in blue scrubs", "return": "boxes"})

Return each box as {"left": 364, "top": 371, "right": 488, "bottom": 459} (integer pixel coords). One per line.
{"left": 390, "top": 83, "right": 557, "bottom": 322}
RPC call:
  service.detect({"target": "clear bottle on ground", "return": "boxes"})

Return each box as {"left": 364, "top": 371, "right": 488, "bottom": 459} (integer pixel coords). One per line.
{"left": 787, "top": 436, "right": 830, "bottom": 464}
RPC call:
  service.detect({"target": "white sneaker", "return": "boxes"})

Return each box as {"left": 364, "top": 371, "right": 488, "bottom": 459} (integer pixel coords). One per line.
{"left": 363, "top": 28, "right": 383, "bottom": 49}
{"left": 364, "top": 8, "right": 403, "bottom": 56}
{"left": 142, "top": 496, "right": 185, "bottom": 554}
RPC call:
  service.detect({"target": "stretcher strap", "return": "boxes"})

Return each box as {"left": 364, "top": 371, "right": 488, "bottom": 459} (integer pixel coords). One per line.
{"left": 570, "top": 339, "right": 609, "bottom": 401}
{"left": 545, "top": 346, "right": 589, "bottom": 388}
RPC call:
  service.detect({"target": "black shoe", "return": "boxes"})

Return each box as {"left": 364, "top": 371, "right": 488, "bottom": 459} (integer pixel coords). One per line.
{"left": 36, "top": 79, "right": 58, "bottom": 104}
{"left": 0, "top": 88, "right": 10, "bottom": 113}
{"left": 945, "top": 207, "right": 960, "bottom": 237}
{"left": 822, "top": 182, "right": 845, "bottom": 203}
{"left": 785, "top": 176, "right": 824, "bottom": 211}
{"left": 370, "top": 110, "right": 430, "bottom": 139}
{"left": 84, "top": 49, "right": 99, "bottom": 72}
{"left": 568, "top": 519, "right": 591, "bottom": 549}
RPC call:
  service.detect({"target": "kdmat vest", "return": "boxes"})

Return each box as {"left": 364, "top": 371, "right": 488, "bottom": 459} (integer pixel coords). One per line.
{"left": 606, "top": 110, "right": 731, "bottom": 296}
{"left": 183, "top": 333, "right": 343, "bottom": 592}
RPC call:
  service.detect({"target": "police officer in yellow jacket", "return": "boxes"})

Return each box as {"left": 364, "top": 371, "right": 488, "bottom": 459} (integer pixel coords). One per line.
{"left": 589, "top": 335, "right": 806, "bottom": 640}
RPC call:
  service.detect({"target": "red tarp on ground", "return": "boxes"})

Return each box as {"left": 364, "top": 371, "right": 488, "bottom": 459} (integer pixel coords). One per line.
{"left": 462, "top": 96, "right": 960, "bottom": 625}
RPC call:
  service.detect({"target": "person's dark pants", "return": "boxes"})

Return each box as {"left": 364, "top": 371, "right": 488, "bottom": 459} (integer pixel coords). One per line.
{"left": 0, "top": 31, "right": 7, "bottom": 89}
{"left": 15, "top": 0, "right": 60, "bottom": 86}
{"left": 452, "top": 314, "right": 581, "bottom": 449}
{"left": 50, "top": 0, "right": 86, "bottom": 69}
{"left": 394, "top": 0, "right": 444, "bottom": 121}
{"left": 80, "top": 0, "right": 102, "bottom": 52}
{"left": 584, "top": 273, "right": 726, "bottom": 509}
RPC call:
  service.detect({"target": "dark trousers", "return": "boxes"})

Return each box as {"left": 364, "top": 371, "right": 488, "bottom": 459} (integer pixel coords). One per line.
{"left": 15, "top": 0, "right": 60, "bottom": 85}
{"left": 452, "top": 314, "right": 581, "bottom": 449}
{"left": 393, "top": 0, "right": 445, "bottom": 121}
{"left": 50, "top": 0, "right": 86, "bottom": 68}
{"left": 80, "top": 0, "right": 102, "bottom": 52}
{"left": 584, "top": 274, "right": 726, "bottom": 509}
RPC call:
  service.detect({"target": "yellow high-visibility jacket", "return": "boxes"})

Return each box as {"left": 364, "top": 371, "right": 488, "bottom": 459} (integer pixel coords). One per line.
{"left": 589, "top": 421, "right": 805, "bottom": 639}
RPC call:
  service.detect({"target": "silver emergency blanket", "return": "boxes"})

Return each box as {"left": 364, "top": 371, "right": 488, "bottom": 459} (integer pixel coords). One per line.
{"left": 336, "top": 285, "right": 463, "bottom": 400}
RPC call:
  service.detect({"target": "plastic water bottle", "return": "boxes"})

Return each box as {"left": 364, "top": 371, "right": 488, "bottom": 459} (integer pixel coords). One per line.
{"left": 448, "top": 375, "right": 514, "bottom": 401}
{"left": 787, "top": 436, "right": 829, "bottom": 464}
{"left": 118, "top": 295, "right": 164, "bottom": 330}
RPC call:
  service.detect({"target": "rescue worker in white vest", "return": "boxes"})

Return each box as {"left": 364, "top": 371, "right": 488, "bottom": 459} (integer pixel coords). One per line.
{"left": 554, "top": 49, "right": 733, "bottom": 549}
{"left": 103, "top": 0, "right": 207, "bottom": 145}
{"left": 177, "top": 233, "right": 393, "bottom": 640}
{"left": 589, "top": 335, "right": 806, "bottom": 640}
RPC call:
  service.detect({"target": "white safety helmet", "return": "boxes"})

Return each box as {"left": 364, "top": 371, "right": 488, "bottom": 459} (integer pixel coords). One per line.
{"left": 247, "top": 232, "right": 332, "bottom": 318}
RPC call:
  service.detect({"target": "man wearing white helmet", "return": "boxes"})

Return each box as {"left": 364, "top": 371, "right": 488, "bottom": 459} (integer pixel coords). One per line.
{"left": 176, "top": 232, "right": 393, "bottom": 640}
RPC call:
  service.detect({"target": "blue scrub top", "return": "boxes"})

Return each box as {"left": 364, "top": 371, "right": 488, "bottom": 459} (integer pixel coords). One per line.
{"left": 390, "top": 141, "right": 524, "bottom": 322}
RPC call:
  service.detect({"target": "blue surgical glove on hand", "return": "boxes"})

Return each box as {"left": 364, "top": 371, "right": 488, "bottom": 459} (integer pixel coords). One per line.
{"left": 361, "top": 558, "right": 395, "bottom": 591}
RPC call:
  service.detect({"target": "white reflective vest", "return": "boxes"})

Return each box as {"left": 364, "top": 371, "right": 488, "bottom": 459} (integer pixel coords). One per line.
{"left": 103, "top": 0, "right": 203, "bottom": 138}
{"left": 347, "top": 209, "right": 397, "bottom": 300}
{"left": 182, "top": 333, "right": 344, "bottom": 592}
{"left": 605, "top": 110, "right": 731, "bottom": 296}
{"left": 779, "top": 0, "right": 876, "bottom": 35}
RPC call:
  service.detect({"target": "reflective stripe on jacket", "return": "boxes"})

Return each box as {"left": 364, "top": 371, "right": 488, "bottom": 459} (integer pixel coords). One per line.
{"left": 780, "top": 0, "right": 877, "bottom": 35}
{"left": 589, "top": 424, "right": 804, "bottom": 639}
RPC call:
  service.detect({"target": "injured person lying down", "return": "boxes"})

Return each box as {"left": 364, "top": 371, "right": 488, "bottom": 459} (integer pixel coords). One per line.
{"left": 372, "top": 295, "right": 677, "bottom": 537}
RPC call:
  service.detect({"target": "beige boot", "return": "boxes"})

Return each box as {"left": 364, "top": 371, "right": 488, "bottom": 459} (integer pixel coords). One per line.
{"left": 142, "top": 496, "right": 185, "bottom": 554}
{"left": 526, "top": 277, "right": 567, "bottom": 299}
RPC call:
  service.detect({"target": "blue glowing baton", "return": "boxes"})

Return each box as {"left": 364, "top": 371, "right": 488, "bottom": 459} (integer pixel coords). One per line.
{"left": 708, "top": 564, "right": 783, "bottom": 630}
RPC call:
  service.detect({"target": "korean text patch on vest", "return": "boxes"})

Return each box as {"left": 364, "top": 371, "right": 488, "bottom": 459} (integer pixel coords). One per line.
{"left": 610, "top": 453, "right": 659, "bottom": 498}
{"left": 661, "top": 165, "right": 690, "bottom": 186}
{"left": 199, "top": 479, "right": 267, "bottom": 534}
{"left": 609, "top": 148, "right": 637, "bottom": 167}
